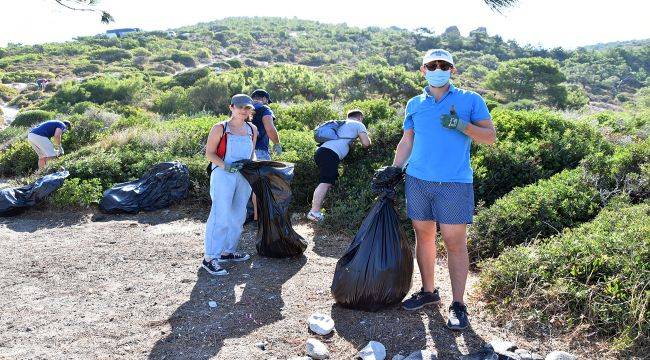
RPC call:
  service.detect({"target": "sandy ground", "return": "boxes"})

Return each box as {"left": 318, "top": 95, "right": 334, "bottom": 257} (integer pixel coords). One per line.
{"left": 0, "top": 205, "right": 614, "bottom": 360}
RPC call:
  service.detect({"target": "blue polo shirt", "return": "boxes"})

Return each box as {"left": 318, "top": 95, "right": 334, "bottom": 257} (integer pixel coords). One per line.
{"left": 252, "top": 103, "right": 275, "bottom": 151}
{"left": 29, "top": 120, "right": 67, "bottom": 138}
{"left": 403, "top": 84, "right": 490, "bottom": 183}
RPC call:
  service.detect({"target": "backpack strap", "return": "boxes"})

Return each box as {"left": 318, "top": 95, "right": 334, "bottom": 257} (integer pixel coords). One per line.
{"left": 245, "top": 121, "right": 254, "bottom": 140}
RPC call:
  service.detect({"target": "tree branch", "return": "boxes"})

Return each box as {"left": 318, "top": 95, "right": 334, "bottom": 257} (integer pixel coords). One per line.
{"left": 54, "top": 0, "right": 114, "bottom": 23}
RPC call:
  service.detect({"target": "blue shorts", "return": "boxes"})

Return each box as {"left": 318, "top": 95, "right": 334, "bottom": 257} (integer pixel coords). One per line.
{"left": 405, "top": 175, "right": 474, "bottom": 224}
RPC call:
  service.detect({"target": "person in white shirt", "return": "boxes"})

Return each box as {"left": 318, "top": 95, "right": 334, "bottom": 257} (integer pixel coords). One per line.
{"left": 307, "top": 109, "right": 371, "bottom": 222}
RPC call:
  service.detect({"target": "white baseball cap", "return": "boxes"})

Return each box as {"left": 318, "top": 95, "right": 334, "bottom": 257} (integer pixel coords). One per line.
{"left": 422, "top": 49, "right": 454, "bottom": 66}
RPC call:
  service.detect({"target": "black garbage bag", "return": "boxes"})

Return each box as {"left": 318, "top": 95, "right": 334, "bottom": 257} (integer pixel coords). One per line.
{"left": 0, "top": 170, "right": 69, "bottom": 217}
{"left": 331, "top": 168, "right": 413, "bottom": 311}
{"left": 99, "top": 161, "right": 189, "bottom": 214}
{"left": 239, "top": 161, "right": 307, "bottom": 258}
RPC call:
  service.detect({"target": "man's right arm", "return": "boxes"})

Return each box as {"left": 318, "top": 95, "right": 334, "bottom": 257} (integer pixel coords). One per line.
{"left": 358, "top": 132, "right": 371, "bottom": 148}
{"left": 392, "top": 129, "right": 414, "bottom": 169}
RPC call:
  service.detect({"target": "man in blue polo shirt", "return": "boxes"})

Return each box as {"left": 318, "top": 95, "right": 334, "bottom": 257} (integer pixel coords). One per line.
{"left": 387, "top": 49, "right": 496, "bottom": 330}
{"left": 27, "top": 119, "right": 72, "bottom": 169}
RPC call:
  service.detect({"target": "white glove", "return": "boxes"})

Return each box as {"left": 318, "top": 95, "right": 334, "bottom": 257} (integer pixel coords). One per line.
{"left": 57, "top": 146, "right": 64, "bottom": 156}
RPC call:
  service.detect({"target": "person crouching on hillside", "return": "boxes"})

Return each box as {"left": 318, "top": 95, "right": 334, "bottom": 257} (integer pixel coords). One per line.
{"left": 203, "top": 94, "right": 259, "bottom": 276}
{"left": 27, "top": 119, "right": 71, "bottom": 169}
{"left": 307, "top": 109, "right": 372, "bottom": 222}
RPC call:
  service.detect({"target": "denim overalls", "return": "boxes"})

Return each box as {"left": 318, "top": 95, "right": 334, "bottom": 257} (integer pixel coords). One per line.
{"left": 205, "top": 121, "right": 253, "bottom": 259}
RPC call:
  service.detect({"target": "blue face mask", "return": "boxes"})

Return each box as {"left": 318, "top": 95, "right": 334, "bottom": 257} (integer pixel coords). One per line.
{"left": 425, "top": 69, "right": 451, "bottom": 87}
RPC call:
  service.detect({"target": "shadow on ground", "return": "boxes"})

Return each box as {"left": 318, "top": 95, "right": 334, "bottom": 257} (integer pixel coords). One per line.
{"left": 148, "top": 255, "right": 307, "bottom": 359}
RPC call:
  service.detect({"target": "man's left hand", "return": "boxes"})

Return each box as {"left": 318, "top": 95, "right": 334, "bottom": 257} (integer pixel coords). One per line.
{"left": 441, "top": 113, "right": 468, "bottom": 132}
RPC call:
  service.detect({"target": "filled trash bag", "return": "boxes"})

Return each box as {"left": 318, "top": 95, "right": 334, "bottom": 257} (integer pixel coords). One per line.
{"left": 99, "top": 161, "right": 189, "bottom": 214}
{"left": 0, "top": 170, "right": 69, "bottom": 216}
{"left": 331, "top": 167, "right": 413, "bottom": 311}
{"left": 239, "top": 161, "right": 307, "bottom": 258}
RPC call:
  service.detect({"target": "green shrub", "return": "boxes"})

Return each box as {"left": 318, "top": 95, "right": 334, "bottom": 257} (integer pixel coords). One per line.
{"left": 592, "top": 110, "right": 650, "bottom": 137}
{"left": 89, "top": 47, "right": 132, "bottom": 63}
{"left": 504, "top": 99, "right": 536, "bottom": 110}
{"left": 341, "top": 98, "right": 397, "bottom": 125}
{"left": 152, "top": 87, "right": 192, "bottom": 115}
{"left": 45, "top": 76, "right": 145, "bottom": 110}
{"left": 187, "top": 74, "right": 245, "bottom": 114}
{"left": 0, "top": 140, "right": 38, "bottom": 176}
{"left": 484, "top": 99, "right": 501, "bottom": 111}
{"left": 473, "top": 109, "right": 611, "bottom": 205}
{"left": 478, "top": 201, "right": 649, "bottom": 349}
{"left": 0, "top": 83, "right": 18, "bottom": 101}
{"left": 154, "top": 51, "right": 197, "bottom": 67}
{"left": 469, "top": 168, "right": 602, "bottom": 262}
{"left": 172, "top": 67, "right": 210, "bottom": 88}
{"left": 73, "top": 63, "right": 101, "bottom": 76}
{"left": 50, "top": 178, "right": 103, "bottom": 207}
{"left": 582, "top": 138, "right": 650, "bottom": 203}
{"left": 275, "top": 129, "right": 319, "bottom": 208}
{"left": 0, "top": 126, "right": 26, "bottom": 146}
{"left": 1, "top": 70, "right": 54, "bottom": 84}
{"left": 11, "top": 110, "right": 56, "bottom": 127}
{"left": 271, "top": 100, "right": 338, "bottom": 131}
{"left": 61, "top": 109, "right": 117, "bottom": 152}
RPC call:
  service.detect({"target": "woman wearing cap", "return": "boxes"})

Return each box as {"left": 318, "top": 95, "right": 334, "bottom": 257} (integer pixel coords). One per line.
{"left": 202, "top": 94, "right": 258, "bottom": 276}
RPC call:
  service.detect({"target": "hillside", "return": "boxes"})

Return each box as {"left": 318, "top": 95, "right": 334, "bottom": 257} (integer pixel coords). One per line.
{"left": 0, "top": 17, "right": 648, "bottom": 358}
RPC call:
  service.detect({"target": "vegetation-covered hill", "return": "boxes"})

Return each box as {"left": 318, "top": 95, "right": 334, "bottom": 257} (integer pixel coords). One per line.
{"left": 0, "top": 17, "right": 648, "bottom": 355}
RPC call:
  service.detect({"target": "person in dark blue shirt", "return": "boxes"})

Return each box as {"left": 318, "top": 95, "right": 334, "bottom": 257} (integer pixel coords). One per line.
{"left": 27, "top": 119, "right": 71, "bottom": 169}
{"left": 250, "top": 89, "right": 281, "bottom": 160}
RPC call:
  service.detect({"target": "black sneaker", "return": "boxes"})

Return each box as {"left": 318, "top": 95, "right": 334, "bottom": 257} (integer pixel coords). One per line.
{"left": 402, "top": 288, "right": 441, "bottom": 311}
{"left": 447, "top": 301, "right": 470, "bottom": 330}
{"left": 202, "top": 259, "right": 228, "bottom": 276}
{"left": 218, "top": 252, "right": 251, "bottom": 263}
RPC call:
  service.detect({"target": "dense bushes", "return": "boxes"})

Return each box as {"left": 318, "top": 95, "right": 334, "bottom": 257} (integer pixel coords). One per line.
{"left": 0, "top": 83, "right": 18, "bottom": 101}
{"left": 50, "top": 178, "right": 103, "bottom": 206}
{"left": 0, "top": 140, "right": 38, "bottom": 176}
{"left": 469, "top": 168, "right": 602, "bottom": 261}
{"left": 11, "top": 110, "right": 56, "bottom": 127}
{"left": 271, "top": 100, "right": 339, "bottom": 131}
{"left": 89, "top": 47, "right": 132, "bottom": 63}
{"left": 44, "top": 76, "right": 145, "bottom": 110}
{"left": 151, "top": 87, "right": 192, "bottom": 115}
{"left": 478, "top": 200, "right": 649, "bottom": 349}
{"left": 470, "top": 138, "right": 649, "bottom": 262}
{"left": 171, "top": 67, "right": 211, "bottom": 88}
{"left": 472, "top": 109, "right": 611, "bottom": 205}
{"left": 1, "top": 70, "right": 54, "bottom": 84}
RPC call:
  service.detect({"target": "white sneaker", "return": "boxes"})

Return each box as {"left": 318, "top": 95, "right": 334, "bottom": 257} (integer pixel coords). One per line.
{"left": 307, "top": 210, "right": 324, "bottom": 222}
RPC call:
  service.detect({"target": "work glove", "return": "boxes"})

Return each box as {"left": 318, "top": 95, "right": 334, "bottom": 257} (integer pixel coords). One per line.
{"left": 440, "top": 105, "right": 468, "bottom": 132}
{"left": 224, "top": 161, "right": 244, "bottom": 173}
{"left": 56, "top": 146, "right": 64, "bottom": 156}
{"left": 272, "top": 143, "right": 283, "bottom": 156}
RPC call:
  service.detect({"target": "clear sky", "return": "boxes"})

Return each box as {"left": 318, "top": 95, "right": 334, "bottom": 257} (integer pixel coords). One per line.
{"left": 1, "top": 0, "right": 648, "bottom": 49}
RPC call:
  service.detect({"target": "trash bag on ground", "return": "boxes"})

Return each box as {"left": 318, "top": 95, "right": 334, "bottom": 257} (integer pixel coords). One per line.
{"left": 239, "top": 161, "right": 307, "bottom": 258}
{"left": 0, "top": 170, "right": 69, "bottom": 216}
{"left": 331, "top": 167, "right": 413, "bottom": 311}
{"left": 99, "top": 161, "right": 189, "bottom": 214}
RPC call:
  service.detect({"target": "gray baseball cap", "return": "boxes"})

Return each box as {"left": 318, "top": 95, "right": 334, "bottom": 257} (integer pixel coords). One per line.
{"left": 230, "top": 94, "right": 255, "bottom": 108}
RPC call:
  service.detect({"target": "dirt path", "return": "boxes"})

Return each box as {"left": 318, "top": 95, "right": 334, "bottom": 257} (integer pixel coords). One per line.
{"left": 0, "top": 206, "right": 603, "bottom": 359}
